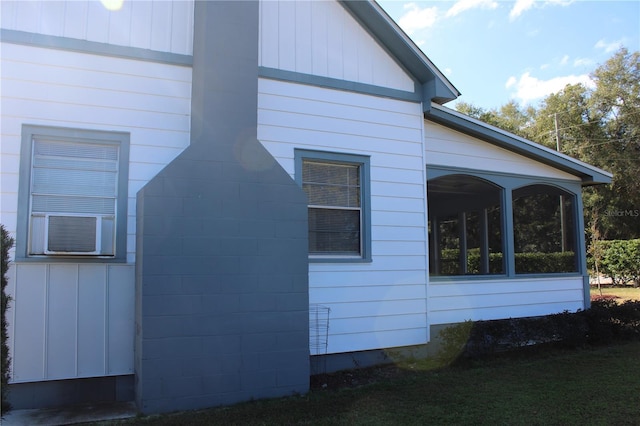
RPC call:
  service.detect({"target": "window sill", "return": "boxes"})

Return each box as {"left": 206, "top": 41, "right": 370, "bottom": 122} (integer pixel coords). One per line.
{"left": 309, "top": 256, "right": 372, "bottom": 264}
{"left": 14, "top": 255, "right": 127, "bottom": 264}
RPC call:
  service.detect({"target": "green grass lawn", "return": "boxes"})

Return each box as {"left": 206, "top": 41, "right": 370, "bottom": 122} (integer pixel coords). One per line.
{"left": 591, "top": 286, "right": 640, "bottom": 302}
{"left": 113, "top": 342, "right": 640, "bottom": 426}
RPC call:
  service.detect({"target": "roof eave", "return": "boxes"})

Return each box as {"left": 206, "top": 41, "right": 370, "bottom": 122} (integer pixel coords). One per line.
{"left": 340, "top": 0, "right": 460, "bottom": 107}
{"left": 426, "top": 104, "right": 613, "bottom": 186}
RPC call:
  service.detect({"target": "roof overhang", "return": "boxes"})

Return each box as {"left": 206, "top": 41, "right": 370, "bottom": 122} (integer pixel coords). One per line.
{"left": 426, "top": 103, "right": 613, "bottom": 186}
{"left": 340, "top": 0, "right": 460, "bottom": 109}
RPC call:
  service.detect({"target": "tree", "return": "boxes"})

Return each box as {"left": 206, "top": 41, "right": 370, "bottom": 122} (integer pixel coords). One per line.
{"left": 587, "top": 48, "right": 640, "bottom": 240}
{"left": 456, "top": 48, "right": 640, "bottom": 241}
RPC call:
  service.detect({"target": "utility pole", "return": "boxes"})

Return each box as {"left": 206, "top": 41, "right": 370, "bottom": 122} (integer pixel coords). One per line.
{"left": 554, "top": 112, "right": 567, "bottom": 252}
{"left": 554, "top": 112, "right": 561, "bottom": 151}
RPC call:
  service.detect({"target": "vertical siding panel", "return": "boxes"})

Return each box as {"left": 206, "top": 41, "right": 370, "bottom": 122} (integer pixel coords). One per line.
{"left": 86, "top": 1, "right": 110, "bottom": 44}
{"left": 46, "top": 264, "right": 79, "bottom": 379}
{"left": 356, "top": 29, "right": 373, "bottom": 85}
{"left": 341, "top": 15, "right": 358, "bottom": 82}
{"left": 107, "top": 1, "right": 132, "bottom": 47}
{"left": 15, "top": 1, "right": 41, "bottom": 33}
{"left": 77, "top": 265, "right": 107, "bottom": 377}
{"left": 170, "top": 0, "right": 193, "bottom": 55}
{"left": 0, "top": 1, "right": 17, "bottom": 29}
{"left": 258, "top": 0, "right": 414, "bottom": 92}
{"left": 11, "top": 264, "right": 47, "bottom": 382}
{"left": 129, "top": 1, "right": 153, "bottom": 50}
{"left": 39, "top": 1, "right": 65, "bottom": 36}
{"left": 294, "top": 1, "right": 312, "bottom": 72}
{"left": 277, "top": 1, "right": 295, "bottom": 71}
{"left": 260, "top": 0, "right": 280, "bottom": 69}
{"left": 310, "top": 1, "right": 328, "bottom": 77}
{"left": 326, "top": 2, "right": 344, "bottom": 78}
{"left": 107, "top": 265, "right": 134, "bottom": 375}
{"left": 63, "top": 1, "right": 89, "bottom": 40}
{"left": 150, "top": 1, "right": 172, "bottom": 52}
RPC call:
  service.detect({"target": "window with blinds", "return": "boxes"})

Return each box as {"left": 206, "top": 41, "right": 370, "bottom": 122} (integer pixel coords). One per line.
{"left": 302, "top": 160, "right": 362, "bottom": 256}
{"left": 28, "top": 138, "right": 119, "bottom": 256}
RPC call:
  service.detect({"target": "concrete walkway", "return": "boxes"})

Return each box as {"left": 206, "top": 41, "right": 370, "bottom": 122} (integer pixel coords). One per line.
{"left": 1, "top": 401, "right": 137, "bottom": 425}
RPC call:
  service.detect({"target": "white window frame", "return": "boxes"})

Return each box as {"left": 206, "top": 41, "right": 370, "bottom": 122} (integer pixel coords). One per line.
{"left": 16, "top": 125, "right": 129, "bottom": 262}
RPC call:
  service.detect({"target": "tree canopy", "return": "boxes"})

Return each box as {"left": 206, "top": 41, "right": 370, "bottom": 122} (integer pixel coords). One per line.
{"left": 456, "top": 48, "right": 640, "bottom": 241}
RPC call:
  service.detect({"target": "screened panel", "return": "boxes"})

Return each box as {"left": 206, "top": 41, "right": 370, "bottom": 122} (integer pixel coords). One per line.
{"left": 512, "top": 185, "right": 577, "bottom": 273}
{"left": 428, "top": 174, "right": 504, "bottom": 276}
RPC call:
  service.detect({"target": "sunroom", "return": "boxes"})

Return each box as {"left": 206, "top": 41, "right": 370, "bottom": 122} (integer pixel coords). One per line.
{"left": 423, "top": 104, "right": 612, "bottom": 325}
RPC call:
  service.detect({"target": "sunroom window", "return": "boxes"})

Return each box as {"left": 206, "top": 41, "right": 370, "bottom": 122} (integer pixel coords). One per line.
{"left": 428, "top": 175, "right": 504, "bottom": 276}
{"left": 512, "top": 185, "right": 577, "bottom": 274}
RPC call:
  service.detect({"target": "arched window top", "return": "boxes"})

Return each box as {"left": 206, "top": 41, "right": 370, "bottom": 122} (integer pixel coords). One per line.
{"left": 513, "top": 183, "right": 575, "bottom": 199}
{"left": 428, "top": 175, "right": 503, "bottom": 216}
{"left": 429, "top": 174, "right": 502, "bottom": 193}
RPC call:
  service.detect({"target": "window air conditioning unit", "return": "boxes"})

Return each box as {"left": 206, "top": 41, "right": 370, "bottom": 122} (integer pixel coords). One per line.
{"left": 29, "top": 214, "right": 115, "bottom": 256}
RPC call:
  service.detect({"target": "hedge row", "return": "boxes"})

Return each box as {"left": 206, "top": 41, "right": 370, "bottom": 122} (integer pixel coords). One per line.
{"left": 437, "top": 299, "right": 640, "bottom": 364}
{"left": 439, "top": 249, "right": 575, "bottom": 275}
{"left": 589, "top": 239, "right": 640, "bottom": 286}
{"left": 1, "top": 225, "right": 13, "bottom": 412}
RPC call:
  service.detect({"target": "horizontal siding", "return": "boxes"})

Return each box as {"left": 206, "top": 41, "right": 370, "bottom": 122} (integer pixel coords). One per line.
{"left": 0, "top": 0, "right": 194, "bottom": 55}
{"left": 258, "top": 78, "right": 429, "bottom": 354}
{"left": 429, "top": 277, "right": 585, "bottom": 325}
{"left": 259, "top": 0, "right": 414, "bottom": 93}
{"left": 8, "top": 264, "right": 135, "bottom": 383}
{"left": 425, "top": 120, "right": 581, "bottom": 181}
{"left": 1, "top": 42, "right": 192, "bottom": 264}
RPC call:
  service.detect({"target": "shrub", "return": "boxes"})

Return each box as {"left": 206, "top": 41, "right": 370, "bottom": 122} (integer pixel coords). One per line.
{"left": 1, "top": 225, "right": 14, "bottom": 413}
{"left": 590, "top": 239, "right": 640, "bottom": 286}
{"left": 514, "top": 251, "right": 576, "bottom": 274}
{"left": 438, "top": 249, "right": 575, "bottom": 275}
{"left": 437, "top": 300, "right": 640, "bottom": 362}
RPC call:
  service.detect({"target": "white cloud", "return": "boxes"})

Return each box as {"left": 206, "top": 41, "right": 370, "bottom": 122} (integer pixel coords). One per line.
{"left": 573, "top": 57, "right": 594, "bottom": 67}
{"left": 560, "top": 55, "right": 569, "bottom": 66}
{"left": 506, "top": 72, "right": 594, "bottom": 104}
{"left": 595, "top": 38, "right": 625, "bottom": 53}
{"left": 509, "top": 0, "right": 534, "bottom": 20}
{"left": 444, "top": 68, "right": 453, "bottom": 76}
{"left": 445, "top": 0, "right": 498, "bottom": 18}
{"left": 398, "top": 3, "right": 438, "bottom": 35}
{"left": 510, "top": 0, "right": 574, "bottom": 20}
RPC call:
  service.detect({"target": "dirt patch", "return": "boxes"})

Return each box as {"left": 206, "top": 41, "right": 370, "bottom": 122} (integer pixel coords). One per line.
{"left": 310, "top": 364, "right": 414, "bottom": 391}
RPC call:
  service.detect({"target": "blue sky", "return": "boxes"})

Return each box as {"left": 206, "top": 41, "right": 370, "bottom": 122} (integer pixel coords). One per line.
{"left": 377, "top": 0, "right": 640, "bottom": 110}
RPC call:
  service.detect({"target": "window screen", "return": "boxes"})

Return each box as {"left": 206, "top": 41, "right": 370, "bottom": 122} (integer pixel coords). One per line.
{"left": 303, "top": 160, "right": 362, "bottom": 255}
